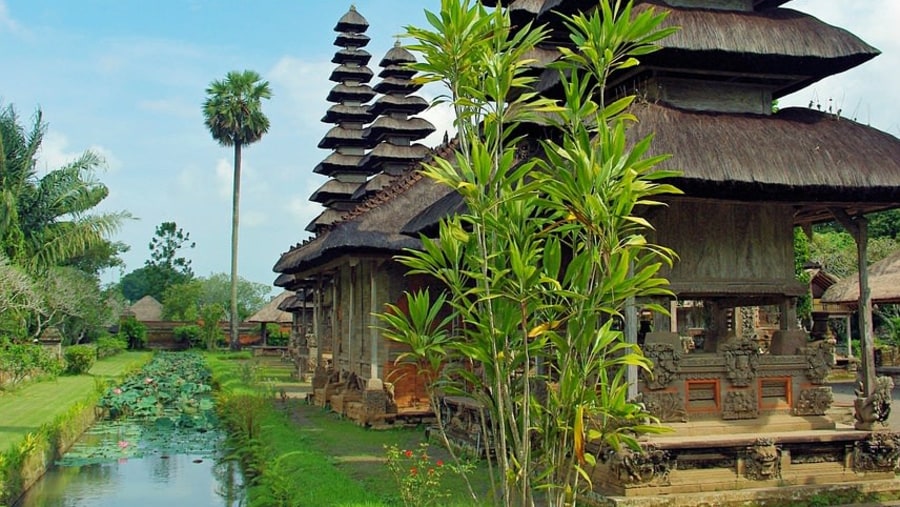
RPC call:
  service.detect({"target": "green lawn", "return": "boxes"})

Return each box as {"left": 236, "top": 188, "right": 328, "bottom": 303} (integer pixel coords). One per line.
{"left": 0, "top": 351, "right": 152, "bottom": 450}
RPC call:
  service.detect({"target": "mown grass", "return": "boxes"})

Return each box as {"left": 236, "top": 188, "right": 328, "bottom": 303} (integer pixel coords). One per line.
{"left": 205, "top": 352, "right": 489, "bottom": 506}
{"left": 0, "top": 351, "right": 152, "bottom": 450}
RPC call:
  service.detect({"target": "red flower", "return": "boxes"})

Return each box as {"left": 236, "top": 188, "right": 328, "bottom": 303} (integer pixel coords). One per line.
{"left": 404, "top": 449, "right": 413, "bottom": 458}
{"left": 409, "top": 466, "right": 417, "bottom": 476}
{"left": 436, "top": 460, "right": 444, "bottom": 467}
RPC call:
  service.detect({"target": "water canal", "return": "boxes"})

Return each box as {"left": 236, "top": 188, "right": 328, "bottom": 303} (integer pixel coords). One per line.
{"left": 14, "top": 352, "right": 246, "bottom": 507}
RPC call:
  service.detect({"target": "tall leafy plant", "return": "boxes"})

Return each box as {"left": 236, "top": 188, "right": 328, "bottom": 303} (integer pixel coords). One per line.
{"left": 379, "top": 1, "right": 679, "bottom": 505}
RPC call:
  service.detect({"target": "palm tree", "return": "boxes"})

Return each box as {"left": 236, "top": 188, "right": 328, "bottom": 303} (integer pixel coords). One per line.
{"left": 202, "top": 70, "right": 272, "bottom": 350}
{"left": 1, "top": 103, "right": 129, "bottom": 273}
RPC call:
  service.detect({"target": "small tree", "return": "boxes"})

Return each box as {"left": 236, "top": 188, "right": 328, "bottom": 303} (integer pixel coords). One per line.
{"left": 119, "top": 316, "right": 147, "bottom": 350}
{"left": 199, "top": 303, "right": 226, "bottom": 350}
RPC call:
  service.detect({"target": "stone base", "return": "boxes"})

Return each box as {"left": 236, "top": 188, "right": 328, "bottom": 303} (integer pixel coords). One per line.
{"left": 587, "top": 477, "right": 900, "bottom": 507}
{"left": 588, "top": 426, "right": 899, "bottom": 500}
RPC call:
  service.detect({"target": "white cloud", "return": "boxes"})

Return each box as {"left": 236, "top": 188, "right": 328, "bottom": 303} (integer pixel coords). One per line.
{"left": 214, "top": 158, "right": 233, "bottom": 198}
{"left": 268, "top": 56, "right": 334, "bottom": 128}
{"left": 37, "top": 130, "right": 121, "bottom": 174}
{"left": 0, "top": 0, "right": 26, "bottom": 36}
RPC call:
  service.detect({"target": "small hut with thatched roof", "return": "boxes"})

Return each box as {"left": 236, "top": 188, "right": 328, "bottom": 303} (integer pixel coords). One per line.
{"left": 245, "top": 291, "right": 293, "bottom": 347}
{"left": 123, "top": 295, "right": 163, "bottom": 322}
{"left": 822, "top": 249, "right": 900, "bottom": 306}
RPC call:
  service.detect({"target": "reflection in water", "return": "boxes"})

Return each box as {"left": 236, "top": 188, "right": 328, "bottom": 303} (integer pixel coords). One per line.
{"left": 14, "top": 425, "right": 244, "bottom": 507}
{"left": 15, "top": 453, "right": 244, "bottom": 507}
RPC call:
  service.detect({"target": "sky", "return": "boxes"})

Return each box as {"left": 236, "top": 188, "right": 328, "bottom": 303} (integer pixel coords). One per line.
{"left": 1, "top": 1, "right": 899, "bottom": 294}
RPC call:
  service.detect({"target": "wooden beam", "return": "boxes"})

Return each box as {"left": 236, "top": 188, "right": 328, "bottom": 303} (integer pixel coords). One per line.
{"left": 830, "top": 208, "right": 875, "bottom": 399}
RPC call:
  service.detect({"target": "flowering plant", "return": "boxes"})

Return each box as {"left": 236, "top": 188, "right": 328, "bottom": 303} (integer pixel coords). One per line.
{"left": 384, "top": 442, "right": 455, "bottom": 507}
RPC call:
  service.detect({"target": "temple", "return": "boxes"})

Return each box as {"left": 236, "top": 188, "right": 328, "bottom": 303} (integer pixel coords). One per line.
{"left": 274, "top": 1, "right": 900, "bottom": 501}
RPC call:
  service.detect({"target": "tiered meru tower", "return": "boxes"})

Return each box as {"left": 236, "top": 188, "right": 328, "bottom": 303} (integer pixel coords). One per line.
{"left": 356, "top": 42, "right": 434, "bottom": 200}
{"left": 308, "top": 6, "right": 376, "bottom": 233}
{"left": 308, "top": 7, "right": 434, "bottom": 233}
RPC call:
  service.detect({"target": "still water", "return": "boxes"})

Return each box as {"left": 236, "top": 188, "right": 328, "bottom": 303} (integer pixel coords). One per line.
{"left": 14, "top": 422, "right": 244, "bottom": 507}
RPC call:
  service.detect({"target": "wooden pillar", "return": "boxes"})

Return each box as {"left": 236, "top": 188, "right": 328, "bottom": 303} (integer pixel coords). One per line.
{"left": 370, "top": 263, "right": 380, "bottom": 380}
{"left": 832, "top": 209, "right": 875, "bottom": 397}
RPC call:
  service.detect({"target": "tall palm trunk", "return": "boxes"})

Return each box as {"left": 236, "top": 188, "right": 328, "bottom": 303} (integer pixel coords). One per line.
{"left": 229, "top": 141, "right": 242, "bottom": 350}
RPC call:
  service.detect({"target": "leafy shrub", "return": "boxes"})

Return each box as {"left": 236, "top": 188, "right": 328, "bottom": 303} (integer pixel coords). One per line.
{"left": 118, "top": 316, "right": 147, "bottom": 350}
{"left": 96, "top": 335, "right": 127, "bottom": 358}
{"left": 173, "top": 324, "right": 202, "bottom": 347}
{"left": 199, "top": 304, "right": 225, "bottom": 350}
{"left": 265, "top": 323, "right": 289, "bottom": 346}
{"left": 64, "top": 344, "right": 97, "bottom": 374}
{"left": 0, "top": 341, "right": 63, "bottom": 388}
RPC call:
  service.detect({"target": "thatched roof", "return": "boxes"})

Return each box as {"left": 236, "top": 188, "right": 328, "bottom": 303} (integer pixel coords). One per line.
{"left": 402, "top": 103, "right": 900, "bottom": 236}
{"left": 314, "top": 152, "right": 365, "bottom": 176}
{"left": 246, "top": 291, "right": 293, "bottom": 324}
{"left": 310, "top": 179, "right": 363, "bottom": 204}
{"left": 629, "top": 103, "right": 900, "bottom": 223}
{"left": 368, "top": 95, "right": 429, "bottom": 116}
{"left": 326, "top": 83, "right": 375, "bottom": 103}
{"left": 124, "top": 295, "right": 163, "bottom": 322}
{"left": 335, "top": 6, "right": 368, "bottom": 33}
{"left": 821, "top": 250, "right": 900, "bottom": 305}
{"left": 275, "top": 142, "right": 459, "bottom": 277}
{"left": 321, "top": 104, "right": 375, "bottom": 124}
{"left": 332, "top": 48, "right": 371, "bottom": 65}
{"left": 318, "top": 126, "right": 368, "bottom": 149}
{"left": 330, "top": 64, "right": 374, "bottom": 83}
{"left": 335, "top": 32, "right": 370, "bottom": 49}
{"left": 374, "top": 77, "right": 423, "bottom": 95}
{"left": 526, "top": 3, "right": 878, "bottom": 99}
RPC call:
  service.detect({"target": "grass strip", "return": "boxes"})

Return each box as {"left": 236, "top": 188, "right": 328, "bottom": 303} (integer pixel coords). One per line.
{"left": 205, "top": 352, "right": 485, "bottom": 506}
{"left": 0, "top": 351, "right": 152, "bottom": 450}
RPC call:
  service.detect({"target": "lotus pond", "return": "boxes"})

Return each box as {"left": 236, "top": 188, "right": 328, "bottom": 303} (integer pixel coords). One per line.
{"left": 14, "top": 352, "right": 245, "bottom": 507}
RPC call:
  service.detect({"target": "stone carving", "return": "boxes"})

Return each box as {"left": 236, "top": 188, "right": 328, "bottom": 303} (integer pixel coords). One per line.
{"left": 794, "top": 387, "right": 833, "bottom": 416}
{"left": 723, "top": 339, "right": 760, "bottom": 387}
{"left": 805, "top": 339, "right": 836, "bottom": 384}
{"left": 637, "top": 391, "right": 687, "bottom": 423}
{"left": 854, "top": 376, "right": 894, "bottom": 429}
{"left": 740, "top": 307, "right": 756, "bottom": 341}
{"left": 642, "top": 343, "right": 682, "bottom": 390}
{"left": 607, "top": 444, "right": 674, "bottom": 486}
{"left": 723, "top": 389, "right": 758, "bottom": 420}
{"left": 744, "top": 438, "right": 781, "bottom": 480}
{"left": 853, "top": 432, "right": 900, "bottom": 473}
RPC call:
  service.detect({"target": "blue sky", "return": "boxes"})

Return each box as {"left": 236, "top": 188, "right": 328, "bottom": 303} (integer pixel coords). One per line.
{"left": 2, "top": 1, "right": 898, "bottom": 293}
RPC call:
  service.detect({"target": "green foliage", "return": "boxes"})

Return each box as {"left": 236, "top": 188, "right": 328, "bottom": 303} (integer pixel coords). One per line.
{"left": 148, "top": 221, "right": 195, "bottom": 277}
{"left": 0, "top": 340, "right": 63, "bottom": 388}
{"left": 200, "top": 303, "right": 226, "bottom": 350}
{"left": 161, "top": 274, "right": 270, "bottom": 323}
{"left": 810, "top": 230, "right": 899, "bottom": 278}
{"left": 173, "top": 324, "right": 202, "bottom": 347}
{"left": 384, "top": 442, "right": 471, "bottom": 507}
{"left": 96, "top": 352, "right": 214, "bottom": 428}
{"left": 264, "top": 323, "right": 288, "bottom": 346}
{"left": 389, "top": 2, "right": 678, "bottom": 505}
{"left": 95, "top": 334, "right": 127, "bottom": 359}
{"left": 64, "top": 344, "right": 97, "bottom": 374}
{"left": 162, "top": 279, "right": 203, "bottom": 321}
{"left": 118, "top": 316, "right": 147, "bottom": 350}
{"left": 0, "top": 102, "right": 131, "bottom": 273}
